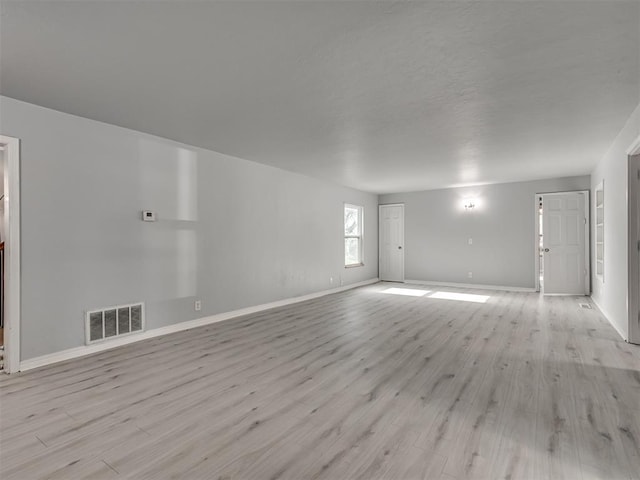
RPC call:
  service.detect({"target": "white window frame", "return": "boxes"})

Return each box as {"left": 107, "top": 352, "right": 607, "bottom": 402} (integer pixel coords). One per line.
{"left": 344, "top": 203, "right": 364, "bottom": 267}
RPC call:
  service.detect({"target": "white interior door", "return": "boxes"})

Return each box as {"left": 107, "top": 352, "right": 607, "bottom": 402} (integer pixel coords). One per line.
{"left": 379, "top": 204, "right": 404, "bottom": 282}
{"left": 542, "top": 192, "right": 588, "bottom": 295}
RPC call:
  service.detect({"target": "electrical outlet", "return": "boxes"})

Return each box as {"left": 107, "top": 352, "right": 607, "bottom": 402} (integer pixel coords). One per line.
{"left": 194, "top": 300, "right": 202, "bottom": 311}
{"left": 330, "top": 276, "right": 334, "bottom": 285}
{"left": 468, "top": 272, "right": 473, "bottom": 278}
{"left": 468, "top": 238, "right": 473, "bottom": 245}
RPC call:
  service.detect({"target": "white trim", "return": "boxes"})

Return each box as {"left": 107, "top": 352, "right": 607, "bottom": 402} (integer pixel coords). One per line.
{"left": 591, "top": 296, "right": 627, "bottom": 342}
{"left": 534, "top": 194, "right": 541, "bottom": 292}
{"left": 18, "top": 278, "right": 380, "bottom": 372}
{"left": 626, "top": 134, "right": 640, "bottom": 344}
{"left": 404, "top": 279, "right": 536, "bottom": 293}
{"left": 594, "top": 181, "right": 605, "bottom": 283}
{"left": 0, "top": 135, "right": 20, "bottom": 374}
{"left": 626, "top": 133, "right": 640, "bottom": 155}
{"left": 583, "top": 190, "right": 591, "bottom": 295}
{"left": 628, "top": 153, "right": 640, "bottom": 344}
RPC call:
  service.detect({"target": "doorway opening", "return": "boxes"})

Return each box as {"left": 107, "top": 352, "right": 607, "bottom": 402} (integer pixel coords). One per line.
{"left": 0, "top": 147, "right": 4, "bottom": 368}
{"left": 629, "top": 153, "right": 640, "bottom": 344}
{"left": 0, "top": 135, "right": 21, "bottom": 373}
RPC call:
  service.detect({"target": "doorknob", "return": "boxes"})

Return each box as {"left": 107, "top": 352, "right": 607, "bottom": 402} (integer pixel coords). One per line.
{"left": 544, "top": 248, "right": 550, "bottom": 252}
{"left": 398, "top": 246, "right": 403, "bottom": 250}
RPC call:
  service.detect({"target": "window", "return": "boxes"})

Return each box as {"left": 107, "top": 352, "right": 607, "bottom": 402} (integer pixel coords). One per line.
{"left": 344, "top": 204, "right": 364, "bottom": 267}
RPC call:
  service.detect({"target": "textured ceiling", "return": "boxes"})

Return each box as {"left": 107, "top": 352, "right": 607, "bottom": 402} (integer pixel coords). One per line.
{"left": 1, "top": 1, "right": 638, "bottom": 193}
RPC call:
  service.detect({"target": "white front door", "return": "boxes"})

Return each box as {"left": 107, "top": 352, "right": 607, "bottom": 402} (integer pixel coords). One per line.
{"left": 542, "top": 192, "right": 588, "bottom": 295}
{"left": 379, "top": 204, "right": 404, "bottom": 282}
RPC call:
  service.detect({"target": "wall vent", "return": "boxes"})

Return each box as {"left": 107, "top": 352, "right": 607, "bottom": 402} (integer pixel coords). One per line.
{"left": 85, "top": 303, "right": 145, "bottom": 344}
{"left": 579, "top": 303, "right": 593, "bottom": 309}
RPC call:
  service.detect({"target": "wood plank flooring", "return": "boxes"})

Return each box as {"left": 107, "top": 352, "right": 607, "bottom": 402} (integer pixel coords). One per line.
{"left": 1, "top": 283, "right": 639, "bottom": 479}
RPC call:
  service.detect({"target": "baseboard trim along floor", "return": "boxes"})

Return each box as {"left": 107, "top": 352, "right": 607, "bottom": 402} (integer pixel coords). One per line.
{"left": 18, "top": 278, "right": 380, "bottom": 372}
{"left": 590, "top": 296, "right": 628, "bottom": 342}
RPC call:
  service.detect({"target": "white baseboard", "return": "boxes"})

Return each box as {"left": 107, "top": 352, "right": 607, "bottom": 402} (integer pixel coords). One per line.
{"left": 18, "top": 278, "right": 380, "bottom": 372}
{"left": 403, "top": 279, "right": 536, "bottom": 293}
{"left": 590, "top": 297, "right": 628, "bottom": 342}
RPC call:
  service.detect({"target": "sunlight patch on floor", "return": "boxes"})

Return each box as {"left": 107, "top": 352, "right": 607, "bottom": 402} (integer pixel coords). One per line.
{"left": 430, "top": 291, "right": 490, "bottom": 303}
{"left": 382, "top": 288, "right": 430, "bottom": 297}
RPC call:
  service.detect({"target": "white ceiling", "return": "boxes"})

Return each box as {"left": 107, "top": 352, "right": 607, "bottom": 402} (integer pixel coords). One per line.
{"left": 1, "top": 1, "right": 638, "bottom": 193}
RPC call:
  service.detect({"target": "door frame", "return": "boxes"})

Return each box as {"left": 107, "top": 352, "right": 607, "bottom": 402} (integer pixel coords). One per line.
{"left": 0, "top": 135, "right": 21, "bottom": 373}
{"left": 628, "top": 139, "right": 640, "bottom": 344}
{"left": 534, "top": 195, "right": 542, "bottom": 292}
{"left": 378, "top": 203, "right": 405, "bottom": 282}
{"left": 534, "top": 190, "right": 590, "bottom": 295}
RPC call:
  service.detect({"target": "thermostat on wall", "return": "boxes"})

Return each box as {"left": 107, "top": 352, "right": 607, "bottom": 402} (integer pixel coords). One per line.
{"left": 142, "top": 210, "right": 156, "bottom": 222}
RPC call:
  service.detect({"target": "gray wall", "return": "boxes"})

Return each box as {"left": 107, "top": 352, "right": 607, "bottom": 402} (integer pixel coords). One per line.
{"left": 0, "top": 96, "right": 378, "bottom": 360}
{"left": 379, "top": 176, "right": 591, "bottom": 288}
{"left": 590, "top": 101, "right": 640, "bottom": 340}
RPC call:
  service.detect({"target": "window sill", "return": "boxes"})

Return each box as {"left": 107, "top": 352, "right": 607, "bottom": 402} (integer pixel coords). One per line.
{"left": 345, "top": 263, "right": 364, "bottom": 269}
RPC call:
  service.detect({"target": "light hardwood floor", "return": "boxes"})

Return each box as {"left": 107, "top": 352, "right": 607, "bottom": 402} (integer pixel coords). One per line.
{"left": 1, "top": 283, "right": 639, "bottom": 479}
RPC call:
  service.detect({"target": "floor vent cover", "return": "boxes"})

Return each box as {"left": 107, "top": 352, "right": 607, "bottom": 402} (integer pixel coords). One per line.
{"left": 579, "top": 303, "right": 593, "bottom": 309}
{"left": 85, "top": 303, "right": 145, "bottom": 344}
